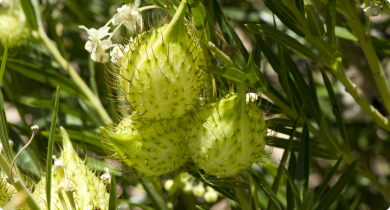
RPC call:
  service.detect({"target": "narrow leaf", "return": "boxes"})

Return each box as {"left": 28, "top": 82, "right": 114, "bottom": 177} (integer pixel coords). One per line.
{"left": 287, "top": 152, "right": 296, "bottom": 210}
{"left": 205, "top": 66, "right": 248, "bottom": 82}
{"left": 300, "top": 191, "right": 314, "bottom": 210}
{"left": 188, "top": 0, "right": 217, "bottom": 44}
{"left": 0, "top": 39, "right": 12, "bottom": 163}
{"left": 295, "top": 123, "right": 310, "bottom": 198}
{"left": 305, "top": 36, "right": 340, "bottom": 65}
{"left": 315, "top": 160, "right": 357, "bottom": 210}
{"left": 305, "top": 5, "right": 325, "bottom": 38}
{"left": 214, "top": 0, "right": 248, "bottom": 69}
{"left": 251, "top": 169, "right": 283, "bottom": 210}
{"left": 306, "top": 61, "right": 322, "bottom": 116}
{"left": 246, "top": 24, "right": 324, "bottom": 64}
{"left": 247, "top": 50, "right": 268, "bottom": 92}
{"left": 320, "top": 68, "right": 349, "bottom": 150}
{"left": 273, "top": 0, "right": 298, "bottom": 24}
{"left": 45, "top": 86, "right": 60, "bottom": 210}
{"left": 19, "top": 0, "right": 38, "bottom": 30}
{"left": 283, "top": 167, "right": 302, "bottom": 208}
{"left": 326, "top": 0, "right": 337, "bottom": 48}
{"left": 109, "top": 172, "right": 118, "bottom": 210}
{"left": 313, "top": 155, "right": 343, "bottom": 202}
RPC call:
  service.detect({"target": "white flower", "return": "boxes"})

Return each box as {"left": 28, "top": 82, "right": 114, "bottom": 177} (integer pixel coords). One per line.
{"left": 246, "top": 93, "right": 259, "bottom": 102}
{"left": 164, "top": 179, "right": 174, "bottom": 191}
{"left": 100, "top": 167, "right": 111, "bottom": 184}
{"left": 79, "top": 26, "right": 111, "bottom": 53}
{"left": 110, "top": 44, "right": 130, "bottom": 65}
{"left": 91, "top": 39, "right": 112, "bottom": 63}
{"left": 112, "top": 0, "right": 143, "bottom": 31}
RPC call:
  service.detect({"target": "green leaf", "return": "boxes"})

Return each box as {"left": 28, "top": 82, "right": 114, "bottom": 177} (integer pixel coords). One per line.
{"left": 295, "top": 0, "right": 305, "bottom": 15}
{"left": 246, "top": 24, "right": 324, "bottom": 64}
{"left": 295, "top": 123, "right": 310, "bottom": 198}
{"left": 0, "top": 39, "right": 12, "bottom": 163}
{"left": 205, "top": 66, "right": 248, "bottom": 82}
{"left": 320, "top": 116, "right": 341, "bottom": 153}
{"left": 273, "top": 0, "right": 298, "bottom": 24}
{"left": 283, "top": 166, "right": 302, "bottom": 208}
{"left": 277, "top": 49, "right": 294, "bottom": 106}
{"left": 251, "top": 169, "right": 283, "bottom": 210}
{"left": 6, "top": 61, "right": 85, "bottom": 99}
{"left": 320, "top": 68, "right": 349, "bottom": 150}
{"left": 283, "top": 50, "right": 322, "bottom": 123}
{"left": 267, "top": 106, "right": 303, "bottom": 210}
{"left": 140, "top": 176, "right": 169, "bottom": 210}
{"left": 269, "top": 138, "right": 338, "bottom": 160}
{"left": 306, "top": 61, "right": 322, "bottom": 117}
{"left": 315, "top": 160, "right": 357, "bottom": 210}
{"left": 19, "top": 0, "right": 38, "bottom": 30}
{"left": 313, "top": 155, "right": 343, "bottom": 203}
{"left": 214, "top": 0, "right": 248, "bottom": 70}
{"left": 45, "top": 86, "right": 60, "bottom": 210}
{"left": 188, "top": 0, "right": 217, "bottom": 44}
{"left": 305, "top": 5, "right": 325, "bottom": 38}
{"left": 326, "top": 0, "right": 337, "bottom": 48}
{"left": 305, "top": 36, "right": 340, "bottom": 65}
{"left": 287, "top": 152, "right": 296, "bottom": 210}
{"left": 109, "top": 172, "right": 118, "bottom": 210}
{"left": 300, "top": 191, "right": 314, "bottom": 210}
{"left": 196, "top": 205, "right": 208, "bottom": 210}
{"left": 246, "top": 50, "right": 268, "bottom": 92}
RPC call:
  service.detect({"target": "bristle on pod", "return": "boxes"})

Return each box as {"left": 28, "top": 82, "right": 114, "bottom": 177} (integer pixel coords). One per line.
{"left": 33, "top": 127, "right": 109, "bottom": 210}
{"left": 115, "top": 0, "right": 207, "bottom": 120}
{"left": 188, "top": 85, "right": 267, "bottom": 177}
{"left": 100, "top": 116, "right": 189, "bottom": 176}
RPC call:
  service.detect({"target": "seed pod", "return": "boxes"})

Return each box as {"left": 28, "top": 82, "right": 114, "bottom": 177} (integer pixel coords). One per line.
{"left": 0, "top": 14, "right": 30, "bottom": 56}
{"left": 188, "top": 86, "right": 267, "bottom": 177}
{"left": 117, "top": 0, "right": 206, "bottom": 120}
{"left": 33, "top": 127, "right": 109, "bottom": 210}
{"left": 101, "top": 117, "right": 189, "bottom": 176}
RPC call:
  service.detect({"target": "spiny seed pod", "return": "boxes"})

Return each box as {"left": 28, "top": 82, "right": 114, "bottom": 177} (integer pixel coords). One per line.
{"left": 188, "top": 86, "right": 267, "bottom": 177}
{"left": 117, "top": 0, "right": 206, "bottom": 120}
{"left": 100, "top": 117, "right": 189, "bottom": 176}
{"left": 0, "top": 178, "right": 28, "bottom": 209}
{"left": 0, "top": 14, "right": 30, "bottom": 56}
{"left": 33, "top": 127, "right": 109, "bottom": 210}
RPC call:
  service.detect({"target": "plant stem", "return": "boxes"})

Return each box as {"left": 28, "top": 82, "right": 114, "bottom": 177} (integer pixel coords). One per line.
{"left": 341, "top": 0, "right": 390, "bottom": 115}
{"left": 235, "top": 188, "right": 251, "bottom": 210}
{"left": 138, "top": 5, "right": 159, "bottom": 12}
{"left": 37, "top": 27, "right": 112, "bottom": 123}
{"left": 0, "top": 154, "right": 43, "bottom": 210}
{"left": 207, "top": 42, "right": 242, "bottom": 70}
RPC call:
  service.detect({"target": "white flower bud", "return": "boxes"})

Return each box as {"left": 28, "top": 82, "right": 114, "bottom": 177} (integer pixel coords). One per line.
{"left": 85, "top": 41, "right": 93, "bottom": 52}
{"left": 192, "top": 183, "right": 205, "bottom": 197}
{"left": 164, "top": 179, "right": 174, "bottom": 191}
{"left": 183, "top": 182, "right": 193, "bottom": 193}
{"left": 100, "top": 167, "right": 111, "bottom": 184}
{"left": 204, "top": 190, "right": 218, "bottom": 203}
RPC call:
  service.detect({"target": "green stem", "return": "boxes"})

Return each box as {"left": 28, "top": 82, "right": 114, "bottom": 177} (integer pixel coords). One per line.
{"left": 331, "top": 63, "right": 390, "bottom": 131}
{"left": 37, "top": 27, "right": 112, "bottom": 123}
{"left": 138, "top": 5, "right": 159, "bottom": 12}
{"left": 341, "top": 0, "right": 390, "bottom": 115}
{"left": 0, "top": 154, "right": 43, "bottom": 210}
{"left": 207, "top": 42, "right": 242, "bottom": 70}
{"left": 235, "top": 188, "right": 251, "bottom": 210}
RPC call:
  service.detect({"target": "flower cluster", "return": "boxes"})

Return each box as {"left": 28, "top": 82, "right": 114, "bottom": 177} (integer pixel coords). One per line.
{"left": 79, "top": 0, "right": 143, "bottom": 63}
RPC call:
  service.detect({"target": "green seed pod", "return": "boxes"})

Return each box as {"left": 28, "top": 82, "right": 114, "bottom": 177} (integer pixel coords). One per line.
{"left": 118, "top": 0, "right": 206, "bottom": 120}
{"left": 0, "top": 14, "right": 30, "bottom": 56}
{"left": 33, "top": 127, "right": 109, "bottom": 210}
{"left": 188, "top": 86, "right": 267, "bottom": 177}
{"left": 101, "top": 117, "right": 189, "bottom": 176}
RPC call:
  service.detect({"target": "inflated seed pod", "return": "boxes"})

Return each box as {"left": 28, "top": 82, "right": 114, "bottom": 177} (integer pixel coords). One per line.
{"left": 33, "top": 127, "right": 109, "bottom": 210}
{"left": 100, "top": 117, "right": 189, "bottom": 176}
{"left": 0, "top": 14, "right": 30, "bottom": 56}
{"left": 117, "top": 0, "right": 206, "bottom": 120}
{"left": 188, "top": 86, "right": 267, "bottom": 177}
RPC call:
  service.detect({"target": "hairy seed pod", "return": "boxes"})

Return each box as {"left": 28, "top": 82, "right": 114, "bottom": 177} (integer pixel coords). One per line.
{"left": 33, "top": 127, "right": 109, "bottom": 210}
{"left": 101, "top": 117, "right": 189, "bottom": 176}
{"left": 188, "top": 86, "right": 267, "bottom": 177}
{"left": 0, "top": 14, "right": 30, "bottom": 56}
{"left": 117, "top": 0, "right": 206, "bottom": 120}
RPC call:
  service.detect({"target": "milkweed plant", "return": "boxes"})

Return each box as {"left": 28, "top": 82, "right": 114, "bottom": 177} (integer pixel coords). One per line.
{"left": 0, "top": 0, "right": 390, "bottom": 209}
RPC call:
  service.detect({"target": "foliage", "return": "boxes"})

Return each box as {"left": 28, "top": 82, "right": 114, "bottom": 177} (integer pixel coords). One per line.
{"left": 0, "top": 0, "right": 390, "bottom": 209}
